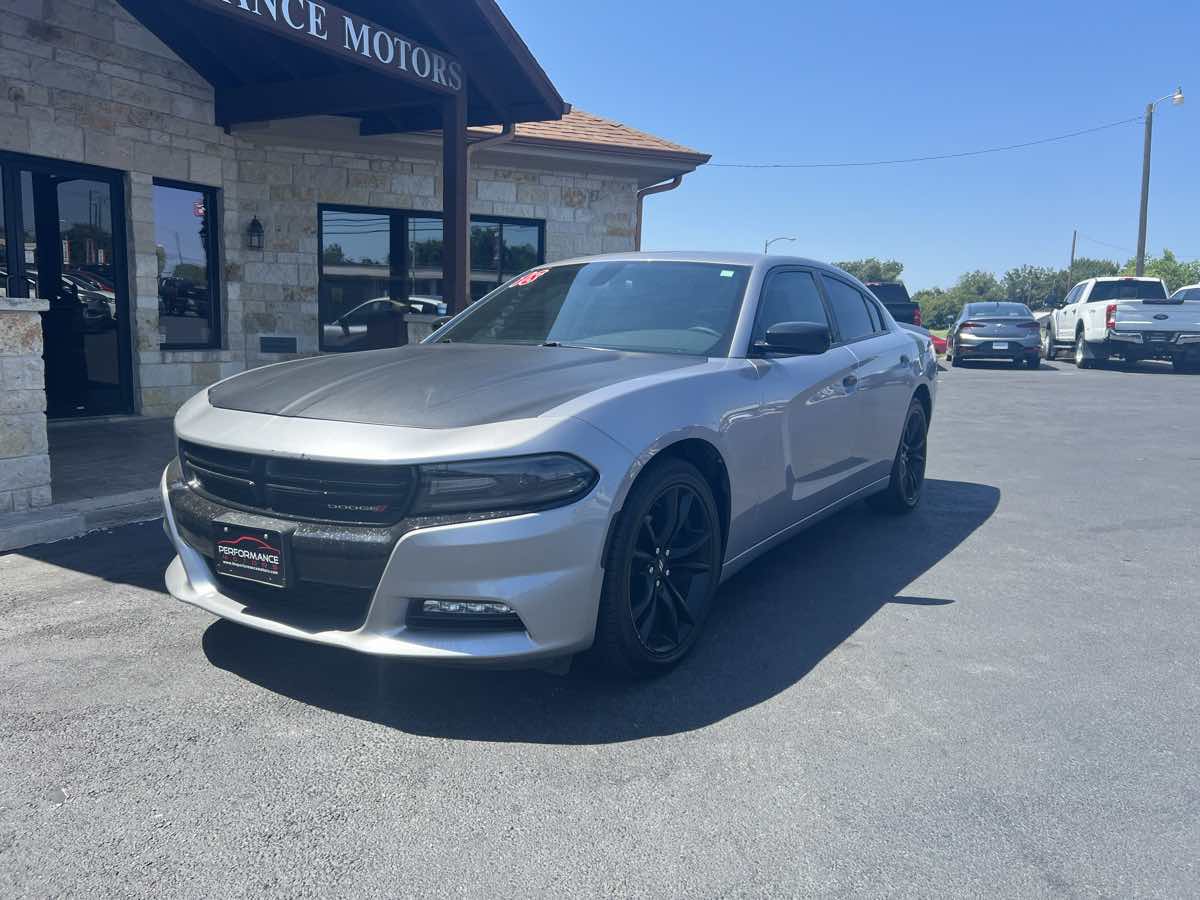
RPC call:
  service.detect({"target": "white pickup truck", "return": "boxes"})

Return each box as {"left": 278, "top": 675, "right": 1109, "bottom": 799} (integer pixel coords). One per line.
{"left": 1043, "top": 276, "right": 1200, "bottom": 371}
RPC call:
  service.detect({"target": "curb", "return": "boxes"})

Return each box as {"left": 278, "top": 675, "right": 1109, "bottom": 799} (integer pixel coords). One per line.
{"left": 0, "top": 489, "right": 162, "bottom": 553}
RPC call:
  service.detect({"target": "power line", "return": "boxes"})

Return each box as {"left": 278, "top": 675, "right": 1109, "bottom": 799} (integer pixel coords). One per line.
{"left": 1076, "top": 232, "right": 1135, "bottom": 255}
{"left": 709, "top": 115, "right": 1144, "bottom": 169}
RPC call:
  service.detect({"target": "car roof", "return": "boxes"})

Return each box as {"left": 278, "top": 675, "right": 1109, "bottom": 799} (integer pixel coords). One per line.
{"left": 1087, "top": 276, "right": 1163, "bottom": 283}
{"left": 536, "top": 250, "right": 860, "bottom": 280}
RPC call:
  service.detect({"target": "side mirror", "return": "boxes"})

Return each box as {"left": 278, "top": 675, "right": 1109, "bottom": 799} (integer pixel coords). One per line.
{"left": 757, "top": 321, "right": 831, "bottom": 355}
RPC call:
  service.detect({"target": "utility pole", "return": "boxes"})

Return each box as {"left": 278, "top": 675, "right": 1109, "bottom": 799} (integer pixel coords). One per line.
{"left": 1134, "top": 87, "right": 1184, "bottom": 276}
{"left": 1066, "top": 229, "right": 1077, "bottom": 297}
{"left": 1135, "top": 102, "right": 1154, "bottom": 276}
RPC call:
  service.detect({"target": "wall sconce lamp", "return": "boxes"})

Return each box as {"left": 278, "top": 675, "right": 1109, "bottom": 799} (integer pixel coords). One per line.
{"left": 246, "top": 216, "right": 265, "bottom": 251}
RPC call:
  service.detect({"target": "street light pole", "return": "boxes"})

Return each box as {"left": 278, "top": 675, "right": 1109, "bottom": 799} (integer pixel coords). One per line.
{"left": 764, "top": 236, "right": 797, "bottom": 254}
{"left": 1135, "top": 87, "right": 1184, "bottom": 276}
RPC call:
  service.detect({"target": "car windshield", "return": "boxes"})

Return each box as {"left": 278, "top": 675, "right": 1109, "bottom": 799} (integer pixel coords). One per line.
{"left": 437, "top": 260, "right": 752, "bottom": 356}
{"left": 967, "top": 302, "right": 1032, "bottom": 317}
{"left": 1090, "top": 280, "right": 1167, "bottom": 301}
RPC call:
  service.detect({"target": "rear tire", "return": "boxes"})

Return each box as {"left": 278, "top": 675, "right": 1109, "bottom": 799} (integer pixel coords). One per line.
{"left": 1075, "top": 332, "right": 1095, "bottom": 369}
{"left": 949, "top": 343, "right": 963, "bottom": 367}
{"left": 1026, "top": 354, "right": 1041, "bottom": 370}
{"left": 1172, "top": 355, "right": 1196, "bottom": 373}
{"left": 868, "top": 399, "right": 928, "bottom": 515}
{"left": 591, "top": 459, "right": 723, "bottom": 678}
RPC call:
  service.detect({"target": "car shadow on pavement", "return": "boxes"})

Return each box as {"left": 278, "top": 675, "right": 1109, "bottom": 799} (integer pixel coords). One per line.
{"left": 201, "top": 478, "right": 1000, "bottom": 744}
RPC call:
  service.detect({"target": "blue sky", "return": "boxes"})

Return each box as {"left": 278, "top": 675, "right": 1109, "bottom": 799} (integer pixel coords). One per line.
{"left": 499, "top": 0, "right": 1198, "bottom": 291}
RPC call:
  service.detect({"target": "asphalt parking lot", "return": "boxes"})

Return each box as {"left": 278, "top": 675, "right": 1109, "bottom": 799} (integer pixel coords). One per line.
{"left": 2, "top": 359, "right": 1198, "bottom": 898}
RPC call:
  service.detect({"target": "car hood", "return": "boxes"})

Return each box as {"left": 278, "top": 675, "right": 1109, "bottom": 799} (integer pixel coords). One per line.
{"left": 207, "top": 343, "right": 704, "bottom": 429}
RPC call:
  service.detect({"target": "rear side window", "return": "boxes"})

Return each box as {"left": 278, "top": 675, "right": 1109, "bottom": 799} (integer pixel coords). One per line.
{"left": 753, "top": 270, "right": 829, "bottom": 341}
{"left": 1088, "top": 280, "right": 1167, "bottom": 301}
{"left": 822, "top": 276, "right": 876, "bottom": 342}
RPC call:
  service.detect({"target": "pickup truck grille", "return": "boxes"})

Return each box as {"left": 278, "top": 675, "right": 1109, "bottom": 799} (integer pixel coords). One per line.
{"left": 179, "top": 441, "right": 417, "bottom": 525}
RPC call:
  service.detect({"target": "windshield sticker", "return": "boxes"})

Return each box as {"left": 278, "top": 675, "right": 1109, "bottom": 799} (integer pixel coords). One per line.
{"left": 720, "top": 270, "right": 735, "bottom": 278}
{"left": 515, "top": 269, "right": 549, "bottom": 287}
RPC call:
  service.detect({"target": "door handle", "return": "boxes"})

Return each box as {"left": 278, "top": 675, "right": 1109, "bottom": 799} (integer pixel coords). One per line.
{"left": 842, "top": 374, "right": 858, "bottom": 389}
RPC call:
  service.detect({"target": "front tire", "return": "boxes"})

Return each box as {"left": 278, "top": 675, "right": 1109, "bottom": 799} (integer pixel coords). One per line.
{"left": 868, "top": 399, "right": 928, "bottom": 515}
{"left": 591, "top": 459, "right": 723, "bottom": 677}
{"left": 1042, "top": 327, "right": 1056, "bottom": 360}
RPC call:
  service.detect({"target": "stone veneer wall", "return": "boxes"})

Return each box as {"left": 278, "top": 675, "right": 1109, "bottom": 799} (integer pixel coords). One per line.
{"left": 0, "top": 0, "right": 639, "bottom": 419}
{"left": 0, "top": 297, "right": 51, "bottom": 512}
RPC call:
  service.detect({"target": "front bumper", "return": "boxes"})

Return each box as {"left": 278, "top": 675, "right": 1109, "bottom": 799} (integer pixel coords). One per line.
{"left": 161, "top": 464, "right": 615, "bottom": 665}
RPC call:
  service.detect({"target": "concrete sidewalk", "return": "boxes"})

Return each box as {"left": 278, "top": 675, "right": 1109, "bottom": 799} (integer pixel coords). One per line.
{"left": 0, "top": 417, "right": 173, "bottom": 552}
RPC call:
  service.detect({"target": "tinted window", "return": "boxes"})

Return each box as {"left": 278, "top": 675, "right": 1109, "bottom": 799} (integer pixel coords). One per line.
{"left": 1089, "top": 280, "right": 1168, "bottom": 301}
{"left": 441, "top": 261, "right": 751, "bottom": 356}
{"left": 1174, "top": 287, "right": 1200, "bottom": 301}
{"left": 823, "top": 277, "right": 875, "bottom": 342}
{"left": 967, "top": 302, "right": 1033, "bottom": 318}
{"left": 753, "top": 270, "right": 828, "bottom": 342}
{"left": 155, "top": 182, "right": 219, "bottom": 348}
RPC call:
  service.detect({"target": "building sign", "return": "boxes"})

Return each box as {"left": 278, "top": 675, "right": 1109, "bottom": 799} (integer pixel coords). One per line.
{"left": 185, "top": 0, "right": 464, "bottom": 93}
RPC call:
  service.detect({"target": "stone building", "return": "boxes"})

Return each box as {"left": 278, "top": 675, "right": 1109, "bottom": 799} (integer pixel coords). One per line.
{"left": 0, "top": 0, "right": 708, "bottom": 515}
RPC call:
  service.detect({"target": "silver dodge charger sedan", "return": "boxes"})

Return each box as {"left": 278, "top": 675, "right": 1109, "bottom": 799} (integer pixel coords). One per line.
{"left": 162, "top": 252, "right": 936, "bottom": 676}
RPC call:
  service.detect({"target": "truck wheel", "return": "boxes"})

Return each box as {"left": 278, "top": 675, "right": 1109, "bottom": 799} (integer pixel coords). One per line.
{"left": 1172, "top": 355, "right": 1195, "bottom": 373}
{"left": 1074, "top": 333, "right": 1096, "bottom": 369}
{"left": 1041, "top": 328, "right": 1056, "bottom": 360}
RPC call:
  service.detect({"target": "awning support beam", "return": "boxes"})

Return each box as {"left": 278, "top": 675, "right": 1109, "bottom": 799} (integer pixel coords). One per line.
{"left": 442, "top": 91, "right": 470, "bottom": 316}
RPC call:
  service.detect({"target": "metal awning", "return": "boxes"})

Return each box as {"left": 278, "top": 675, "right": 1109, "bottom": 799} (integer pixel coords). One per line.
{"left": 114, "top": 0, "right": 570, "bottom": 316}
{"left": 115, "top": 0, "right": 568, "bottom": 134}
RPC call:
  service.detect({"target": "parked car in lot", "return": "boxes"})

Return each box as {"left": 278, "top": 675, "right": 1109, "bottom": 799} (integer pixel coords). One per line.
{"left": 1171, "top": 283, "right": 1200, "bottom": 301}
{"left": 865, "top": 281, "right": 922, "bottom": 326}
{"left": 945, "top": 302, "right": 1042, "bottom": 368}
{"left": 162, "top": 252, "right": 937, "bottom": 676}
{"left": 1042, "top": 276, "right": 1200, "bottom": 370}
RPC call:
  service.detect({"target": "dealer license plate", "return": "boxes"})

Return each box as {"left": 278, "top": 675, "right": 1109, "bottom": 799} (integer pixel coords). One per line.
{"left": 992, "top": 341, "right": 1009, "bottom": 350}
{"left": 214, "top": 524, "right": 287, "bottom": 588}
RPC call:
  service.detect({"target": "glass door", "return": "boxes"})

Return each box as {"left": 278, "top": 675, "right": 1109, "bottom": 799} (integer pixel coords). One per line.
{"left": 1, "top": 154, "right": 132, "bottom": 417}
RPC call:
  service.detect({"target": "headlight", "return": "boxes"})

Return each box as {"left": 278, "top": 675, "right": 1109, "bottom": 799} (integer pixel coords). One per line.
{"left": 411, "top": 454, "right": 598, "bottom": 515}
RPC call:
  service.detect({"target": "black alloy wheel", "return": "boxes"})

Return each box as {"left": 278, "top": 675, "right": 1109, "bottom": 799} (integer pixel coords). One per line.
{"left": 629, "top": 483, "right": 715, "bottom": 655}
{"left": 869, "top": 399, "right": 928, "bottom": 514}
{"left": 592, "top": 459, "right": 722, "bottom": 676}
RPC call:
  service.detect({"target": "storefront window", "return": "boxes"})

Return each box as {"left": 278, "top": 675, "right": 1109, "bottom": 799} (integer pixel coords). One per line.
{"left": 318, "top": 205, "right": 544, "bottom": 352}
{"left": 154, "top": 181, "right": 220, "bottom": 349}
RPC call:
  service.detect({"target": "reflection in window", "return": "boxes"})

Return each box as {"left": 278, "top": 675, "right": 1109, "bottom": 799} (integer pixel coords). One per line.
{"left": 317, "top": 206, "right": 544, "bottom": 352}
{"left": 155, "top": 182, "right": 219, "bottom": 348}
{"left": 408, "top": 217, "right": 443, "bottom": 302}
{"left": 470, "top": 220, "right": 501, "bottom": 301}
{"left": 319, "top": 210, "right": 399, "bottom": 352}
{"left": 502, "top": 223, "right": 540, "bottom": 277}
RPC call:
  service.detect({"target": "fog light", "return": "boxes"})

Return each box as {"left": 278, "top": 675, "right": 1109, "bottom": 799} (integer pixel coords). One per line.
{"left": 420, "top": 600, "right": 514, "bottom": 616}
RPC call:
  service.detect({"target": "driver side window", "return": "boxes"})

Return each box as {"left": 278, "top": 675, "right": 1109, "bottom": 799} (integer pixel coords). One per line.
{"left": 753, "top": 270, "right": 829, "bottom": 343}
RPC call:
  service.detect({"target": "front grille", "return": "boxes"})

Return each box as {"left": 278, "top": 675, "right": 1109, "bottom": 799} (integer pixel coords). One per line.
{"left": 179, "top": 441, "right": 417, "bottom": 525}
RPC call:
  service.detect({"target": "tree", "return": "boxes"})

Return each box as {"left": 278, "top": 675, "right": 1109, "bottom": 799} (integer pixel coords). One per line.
{"left": 1003, "top": 265, "right": 1063, "bottom": 310}
{"left": 833, "top": 257, "right": 904, "bottom": 283}
{"left": 321, "top": 242, "right": 346, "bottom": 265}
{"left": 1119, "top": 249, "right": 1200, "bottom": 292}
{"left": 1067, "top": 256, "right": 1119, "bottom": 285}
{"left": 952, "top": 269, "right": 1003, "bottom": 301}
{"left": 914, "top": 287, "right": 961, "bottom": 329}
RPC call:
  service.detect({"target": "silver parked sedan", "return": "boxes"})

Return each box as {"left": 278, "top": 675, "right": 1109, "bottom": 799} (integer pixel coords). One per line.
{"left": 162, "top": 252, "right": 937, "bottom": 676}
{"left": 946, "top": 301, "right": 1043, "bottom": 368}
